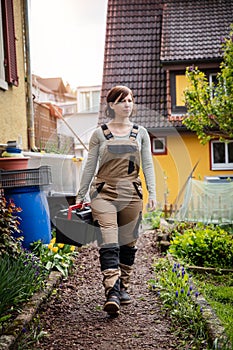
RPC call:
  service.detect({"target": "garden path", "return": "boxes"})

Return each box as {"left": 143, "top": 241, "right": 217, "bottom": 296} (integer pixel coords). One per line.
{"left": 20, "top": 231, "right": 182, "bottom": 349}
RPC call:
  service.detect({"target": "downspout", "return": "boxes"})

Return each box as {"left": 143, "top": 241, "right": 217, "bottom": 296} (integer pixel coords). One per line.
{"left": 23, "top": 0, "right": 37, "bottom": 151}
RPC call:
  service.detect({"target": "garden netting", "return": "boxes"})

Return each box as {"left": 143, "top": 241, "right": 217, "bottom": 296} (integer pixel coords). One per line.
{"left": 173, "top": 178, "right": 233, "bottom": 224}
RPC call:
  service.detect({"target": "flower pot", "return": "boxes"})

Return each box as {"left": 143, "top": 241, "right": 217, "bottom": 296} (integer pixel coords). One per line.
{"left": 0, "top": 157, "right": 30, "bottom": 170}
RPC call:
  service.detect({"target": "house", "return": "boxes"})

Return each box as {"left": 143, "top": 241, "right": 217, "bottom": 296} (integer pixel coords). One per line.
{"left": 57, "top": 85, "right": 101, "bottom": 157}
{"left": 0, "top": 0, "right": 30, "bottom": 150}
{"left": 99, "top": 0, "right": 233, "bottom": 207}
{"left": 32, "top": 75, "right": 76, "bottom": 153}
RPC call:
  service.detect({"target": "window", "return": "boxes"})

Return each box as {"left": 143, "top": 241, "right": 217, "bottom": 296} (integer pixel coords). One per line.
{"left": 209, "top": 73, "right": 218, "bottom": 99}
{"left": 0, "top": 0, "right": 18, "bottom": 90}
{"left": 151, "top": 136, "right": 166, "bottom": 155}
{"left": 170, "top": 71, "right": 189, "bottom": 114}
{"left": 210, "top": 140, "right": 233, "bottom": 170}
{"left": 78, "top": 90, "right": 100, "bottom": 113}
{"left": 170, "top": 69, "right": 219, "bottom": 114}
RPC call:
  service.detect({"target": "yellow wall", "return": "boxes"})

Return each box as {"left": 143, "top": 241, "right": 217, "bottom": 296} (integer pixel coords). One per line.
{"left": 0, "top": 0, "right": 28, "bottom": 149}
{"left": 142, "top": 131, "right": 233, "bottom": 208}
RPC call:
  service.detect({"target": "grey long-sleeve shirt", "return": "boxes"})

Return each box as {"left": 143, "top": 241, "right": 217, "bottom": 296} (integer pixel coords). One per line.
{"left": 76, "top": 125, "right": 156, "bottom": 202}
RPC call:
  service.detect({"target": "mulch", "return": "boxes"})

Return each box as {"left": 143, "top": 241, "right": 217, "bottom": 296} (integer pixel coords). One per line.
{"left": 17, "top": 230, "right": 183, "bottom": 350}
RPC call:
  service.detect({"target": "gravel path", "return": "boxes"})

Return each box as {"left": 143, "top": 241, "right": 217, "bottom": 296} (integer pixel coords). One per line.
{"left": 20, "top": 231, "right": 181, "bottom": 349}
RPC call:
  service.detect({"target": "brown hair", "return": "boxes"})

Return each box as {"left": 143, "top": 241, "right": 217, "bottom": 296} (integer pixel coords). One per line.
{"left": 105, "top": 85, "right": 136, "bottom": 119}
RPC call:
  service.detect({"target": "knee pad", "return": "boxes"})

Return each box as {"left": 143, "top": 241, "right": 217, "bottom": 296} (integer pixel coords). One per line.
{"left": 120, "top": 245, "right": 138, "bottom": 266}
{"left": 99, "top": 245, "right": 120, "bottom": 271}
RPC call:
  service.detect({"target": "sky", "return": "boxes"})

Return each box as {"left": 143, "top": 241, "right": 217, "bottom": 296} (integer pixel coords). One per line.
{"left": 29, "top": 0, "right": 108, "bottom": 88}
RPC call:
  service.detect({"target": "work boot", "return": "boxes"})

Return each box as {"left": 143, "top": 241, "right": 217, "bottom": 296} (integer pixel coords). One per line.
{"left": 103, "top": 294, "right": 120, "bottom": 315}
{"left": 119, "top": 288, "right": 131, "bottom": 305}
{"left": 103, "top": 278, "right": 121, "bottom": 315}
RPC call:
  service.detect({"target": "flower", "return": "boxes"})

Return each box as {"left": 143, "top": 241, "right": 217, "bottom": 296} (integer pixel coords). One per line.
{"left": 50, "top": 238, "right": 56, "bottom": 244}
{"left": 70, "top": 245, "right": 75, "bottom": 252}
{"left": 175, "top": 291, "right": 179, "bottom": 297}
{"left": 52, "top": 246, "right": 58, "bottom": 253}
{"left": 57, "top": 243, "right": 65, "bottom": 248}
{"left": 48, "top": 243, "right": 54, "bottom": 250}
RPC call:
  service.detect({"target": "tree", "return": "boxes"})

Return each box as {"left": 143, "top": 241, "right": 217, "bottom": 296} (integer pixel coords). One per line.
{"left": 183, "top": 25, "right": 233, "bottom": 144}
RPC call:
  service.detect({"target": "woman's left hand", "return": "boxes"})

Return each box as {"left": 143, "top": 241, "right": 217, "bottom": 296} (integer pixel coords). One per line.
{"left": 147, "top": 199, "right": 157, "bottom": 212}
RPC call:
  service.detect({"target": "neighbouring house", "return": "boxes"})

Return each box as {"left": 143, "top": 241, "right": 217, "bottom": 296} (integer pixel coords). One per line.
{"left": 57, "top": 85, "right": 101, "bottom": 157}
{"left": 99, "top": 0, "right": 233, "bottom": 208}
{"left": 0, "top": 0, "right": 30, "bottom": 150}
{"left": 32, "top": 75, "right": 76, "bottom": 154}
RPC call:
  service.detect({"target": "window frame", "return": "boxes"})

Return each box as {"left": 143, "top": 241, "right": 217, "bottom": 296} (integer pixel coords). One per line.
{"left": 210, "top": 139, "right": 233, "bottom": 170}
{"left": 151, "top": 136, "right": 167, "bottom": 155}
{"left": 170, "top": 68, "right": 219, "bottom": 114}
{"left": 78, "top": 89, "right": 100, "bottom": 113}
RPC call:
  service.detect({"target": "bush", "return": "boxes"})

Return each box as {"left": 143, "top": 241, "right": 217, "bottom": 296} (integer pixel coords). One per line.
{"left": 169, "top": 223, "right": 233, "bottom": 268}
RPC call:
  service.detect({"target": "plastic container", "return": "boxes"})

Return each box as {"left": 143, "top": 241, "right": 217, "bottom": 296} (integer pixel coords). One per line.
{"left": 5, "top": 186, "right": 51, "bottom": 249}
{"left": 0, "top": 166, "right": 52, "bottom": 188}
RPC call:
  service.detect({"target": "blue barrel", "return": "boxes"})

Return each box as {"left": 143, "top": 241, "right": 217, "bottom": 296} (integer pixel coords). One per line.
{"left": 5, "top": 186, "right": 51, "bottom": 249}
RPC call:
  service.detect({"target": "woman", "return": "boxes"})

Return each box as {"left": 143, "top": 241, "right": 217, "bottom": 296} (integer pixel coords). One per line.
{"left": 76, "top": 85, "right": 156, "bottom": 316}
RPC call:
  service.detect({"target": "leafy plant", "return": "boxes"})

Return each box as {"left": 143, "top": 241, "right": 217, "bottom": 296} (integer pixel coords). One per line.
{"left": 31, "top": 233, "right": 78, "bottom": 277}
{"left": 168, "top": 223, "right": 233, "bottom": 268}
{"left": 0, "top": 252, "right": 48, "bottom": 326}
{"left": 0, "top": 190, "right": 23, "bottom": 258}
{"left": 148, "top": 258, "right": 209, "bottom": 348}
{"left": 143, "top": 209, "right": 164, "bottom": 229}
{"left": 183, "top": 25, "right": 233, "bottom": 143}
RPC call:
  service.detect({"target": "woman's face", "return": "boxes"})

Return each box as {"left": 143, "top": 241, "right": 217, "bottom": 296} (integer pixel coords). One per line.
{"left": 110, "top": 93, "right": 134, "bottom": 119}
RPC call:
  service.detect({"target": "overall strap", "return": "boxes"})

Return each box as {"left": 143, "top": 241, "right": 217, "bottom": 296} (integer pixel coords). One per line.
{"left": 129, "top": 124, "right": 139, "bottom": 140}
{"left": 101, "top": 124, "right": 114, "bottom": 140}
{"left": 101, "top": 123, "right": 139, "bottom": 140}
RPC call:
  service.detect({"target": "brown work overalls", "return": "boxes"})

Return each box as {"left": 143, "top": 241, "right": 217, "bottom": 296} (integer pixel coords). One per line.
{"left": 90, "top": 124, "right": 143, "bottom": 297}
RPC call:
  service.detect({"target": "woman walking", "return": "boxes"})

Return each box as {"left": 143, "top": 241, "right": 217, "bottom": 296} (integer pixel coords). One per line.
{"left": 76, "top": 85, "right": 156, "bottom": 315}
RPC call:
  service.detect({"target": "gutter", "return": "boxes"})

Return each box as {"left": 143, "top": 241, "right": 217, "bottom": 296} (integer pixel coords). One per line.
{"left": 23, "top": 0, "right": 37, "bottom": 151}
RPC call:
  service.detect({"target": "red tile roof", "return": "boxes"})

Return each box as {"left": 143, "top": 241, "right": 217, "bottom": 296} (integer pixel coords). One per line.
{"left": 161, "top": 0, "right": 233, "bottom": 63}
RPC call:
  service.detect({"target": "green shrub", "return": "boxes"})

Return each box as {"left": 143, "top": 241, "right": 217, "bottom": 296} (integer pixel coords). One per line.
{"left": 169, "top": 223, "right": 233, "bottom": 268}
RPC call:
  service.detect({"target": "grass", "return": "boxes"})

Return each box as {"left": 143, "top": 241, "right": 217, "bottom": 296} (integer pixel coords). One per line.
{"left": 193, "top": 272, "right": 233, "bottom": 347}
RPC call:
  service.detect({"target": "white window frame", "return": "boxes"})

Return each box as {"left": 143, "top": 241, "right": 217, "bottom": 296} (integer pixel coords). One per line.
{"left": 210, "top": 140, "right": 233, "bottom": 170}
{"left": 78, "top": 90, "right": 100, "bottom": 113}
{"left": 151, "top": 136, "right": 166, "bottom": 155}
{"left": 0, "top": 5, "right": 8, "bottom": 90}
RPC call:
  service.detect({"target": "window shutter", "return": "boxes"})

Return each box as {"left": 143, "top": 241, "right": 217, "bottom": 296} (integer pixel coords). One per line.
{"left": 1, "top": 0, "right": 18, "bottom": 86}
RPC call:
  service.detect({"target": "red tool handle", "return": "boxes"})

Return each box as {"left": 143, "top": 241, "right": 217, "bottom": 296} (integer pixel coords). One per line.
{"left": 67, "top": 203, "right": 91, "bottom": 220}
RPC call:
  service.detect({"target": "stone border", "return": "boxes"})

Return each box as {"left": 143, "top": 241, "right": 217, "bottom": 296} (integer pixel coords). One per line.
{"left": 0, "top": 271, "right": 62, "bottom": 350}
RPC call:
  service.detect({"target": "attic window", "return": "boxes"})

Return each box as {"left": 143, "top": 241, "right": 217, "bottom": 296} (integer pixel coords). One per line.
{"left": 170, "top": 71, "right": 189, "bottom": 114}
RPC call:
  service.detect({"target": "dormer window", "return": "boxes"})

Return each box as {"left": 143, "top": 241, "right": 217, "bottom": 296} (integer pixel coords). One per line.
{"left": 170, "top": 69, "right": 219, "bottom": 115}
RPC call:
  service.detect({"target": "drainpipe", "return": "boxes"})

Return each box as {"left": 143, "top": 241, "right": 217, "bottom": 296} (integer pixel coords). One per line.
{"left": 23, "top": 0, "right": 37, "bottom": 151}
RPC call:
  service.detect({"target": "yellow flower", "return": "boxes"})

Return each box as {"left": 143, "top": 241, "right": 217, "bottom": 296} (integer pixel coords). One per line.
{"left": 70, "top": 245, "right": 75, "bottom": 252}
{"left": 50, "top": 238, "right": 56, "bottom": 244}
{"left": 48, "top": 243, "right": 54, "bottom": 250}
{"left": 57, "top": 243, "right": 65, "bottom": 248}
{"left": 52, "top": 246, "right": 58, "bottom": 253}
